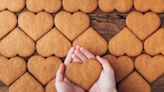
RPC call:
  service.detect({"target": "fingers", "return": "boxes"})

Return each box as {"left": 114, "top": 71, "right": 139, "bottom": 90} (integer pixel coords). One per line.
{"left": 80, "top": 47, "right": 95, "bottom": 59}
{"left": 56, "top": 64, "right": 65, "bottom": 82}
{"left": 72, "top": 54, "right": 82, "bottom": 63}
{"left": 74, "top": 46, "right": 87, "bottom": 62}
{"left": 64, "top": 47, "right": 75, "bottom": 65}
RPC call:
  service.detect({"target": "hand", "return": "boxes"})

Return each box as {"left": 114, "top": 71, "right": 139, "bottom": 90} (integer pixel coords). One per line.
{"left": 55, "top": 47, "right": 85, "bottom": 92}
{"left": 73, "top": 46, "right": 117, "bottom": 92}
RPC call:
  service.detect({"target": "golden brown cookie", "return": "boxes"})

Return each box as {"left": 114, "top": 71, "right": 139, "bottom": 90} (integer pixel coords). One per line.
{"left": 36, "top": 28, "right": 71, "bottom": 57}
{"left": 65, "top": 59, "right": 102, "bottom": 90}
{"left": 126, "top": 11, "right": 161, "bottom": 40}
{"left": 18, "top": 11, "right": 53, "bottom": 41}
{"left": 0, "top": 56, "right": 26, "bottom": 86}
{"left": 118, "top": 72, "right": 151, "bottom": 92}
{"left": 26, "top": 0, "right": 61, "bottom": 13}
{"left": 0, "top": 28, "right": 35, "bottom": 58}
{"left": 73, "top": 27, "right": 107, "bottom": 56}
{"left": 46, "top": 78, "right": 57, "bottom": 92}
{"left": 0, "top": 10, "right": 17, "bottom": 39}
{"left": 9, "top": 72, "right": 44, "bottom": 92}
{"left": 98, "top": 0, "right": 133, "bottom": 12}
{"left": 63, "top": 0, "right": 97, "bottom": 13}
{"left": 55, "top": 11, "right": 90, "bottom": 41}
{"left": 28, "top": 55, "right": 62, "bottom": 85}
{"left": 144, "top": 28, "right": 164, "bottom": 56}
{"left": 103, "top": 55, "right": 134, "bottom": 82}
{"left": 0, "top": 0, "right": 25, "bottom": 12}
{"left": 135, "top": 54, "right": 164, "bottom": 82}
{"left": 108, "top": 28, "right": 143, "bottom": 57}
{"left": 134, "top": 0, "right": 164, "bottom": 13}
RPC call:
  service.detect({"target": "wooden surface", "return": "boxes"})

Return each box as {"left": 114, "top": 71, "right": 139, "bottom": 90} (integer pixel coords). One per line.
{"left": 0, "top": 8, "right": 164, "bottom": 92}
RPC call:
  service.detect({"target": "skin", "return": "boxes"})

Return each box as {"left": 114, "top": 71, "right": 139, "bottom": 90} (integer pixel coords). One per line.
{"left": 55, "top": 46, "right": 117, "bottom": 92}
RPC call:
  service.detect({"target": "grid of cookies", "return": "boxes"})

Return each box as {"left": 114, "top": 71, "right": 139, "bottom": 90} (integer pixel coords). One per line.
{"left": 0, "top": 0, "right": 164, "bottom": 92}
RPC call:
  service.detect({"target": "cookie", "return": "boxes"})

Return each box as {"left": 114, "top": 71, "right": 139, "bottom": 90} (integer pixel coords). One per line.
{"left": 9, "top": 72, "right": 44, "bottom": 92}
{"left": 118, "top": 72, "right": 151, "bottom": 92}
{"left": 28, "top": 55, "right": 62, "bottom": 85}
{"left": 126, "top": 11, "right": 161, "bottom": 40}
{"left": 144, "top": 28, "right": 164, "bottom": 56}
{"left": 0, "top": 10, "right": 17, "bottom": 39}
{"left": 0, "top": 56, "right": 26, "bottom": 86}
{"left": 26, "top": 0, "right": 61, "bottom": 13}
{"left": 134, "top": 0, "right": 164, "bottom": 13}
{"left": 63, "top": 0, "right": 97, "bottom": 13}
{"left": 98, "top": 0, "right": 133, "bottom": 12}
{"left": 18, "top": 11, "right": 53, "bottom": 41}
{"left": 108, "top": 28, "right": 143, "bottom": 57}
{"left": 46, "top": 78, "right": 57, "bottom": 92}
{"left": 0, "top": 28, "right": 35, "bottom": 57}
{"left": 36, "top": 28, "right": 71, "bottom": 57}
{"left": 0, "top": 0, "right": 25, "bottom": 12}
{"left": 55, "top": 11, "right": 90, "bottom": 41}
{"left": 103, "top": 55, "right": 134, "bottom": 82}
{"left": 135, "top": 54, "right": 164, "bottom": 82}
{"left": 65, "top": 59, "right": 102, "bottom": 90}
{"left": 73, "top": 27, "right": 107, "bottom": 56}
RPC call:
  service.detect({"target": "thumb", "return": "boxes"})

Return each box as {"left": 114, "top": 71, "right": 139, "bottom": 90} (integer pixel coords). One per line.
{"left": 56, "top": 63, "right": 65, "bottom": 82}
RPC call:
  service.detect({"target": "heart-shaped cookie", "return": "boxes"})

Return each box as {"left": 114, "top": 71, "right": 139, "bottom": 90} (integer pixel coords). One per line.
{"left": 98, "top": 0, "right": 133, "bottom": 12}
{"left": 118, "top": 72, "right": 151, "bottom": 92}
{"left": 108, "top": 27, "right": 143, "bottom": 57}
{"left": 63, "top": 0, "right": 97, "bottom": 13}
{"left": 18, "top": 11, "right": 53, "bottom": 41}
{"left": 104, "top": 55, "right": 134, "bottom": 82}
{"left": 55, "top": 11, "right": 90, "bottom": 41}
{"left": 46, "top": 78, "right": 57, "bottom": 92}
{"left": 36, "top": 28, "right": 71, "bottom": 57}
{"left": 9, "top": 72, "right": 44, "bottom": 92}
{"left": 28, "top": 55, "right": 62, "bottom": 85}
{"left": 126, "top": 11, "right": 161, "bottom": 40}
{"left": 0, "top": 56, "right": 26, "bottom": 86}
{"left": 135, "top": 54, "right": 164, "bottom": 82}
{"left": 73, "top": 27, "right": 107, "bottom": 56}
{"left": 0, "top": 28, "right": 35, "bottom": 58}
{"left": 144, "top": 28, "right": 164, "bottom": 56}
{"left": 134, "top": 0, "right": 164, "bottom": 13}
{"left": 0, "top": 10, "right": 17, "bottom": 39}
{"left": 0, "top": 0, "right": 25, "bottom": 12}
{"left": 65, "top": 59, "right": 102, "bottom": 90}
{"left": 26, "top": 0, "right": 61, "bottom": 13}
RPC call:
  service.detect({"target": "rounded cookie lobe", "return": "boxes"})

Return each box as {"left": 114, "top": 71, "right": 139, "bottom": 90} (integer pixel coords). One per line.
{"left": 45, "top": 78, "right": 57, "bottom": 92}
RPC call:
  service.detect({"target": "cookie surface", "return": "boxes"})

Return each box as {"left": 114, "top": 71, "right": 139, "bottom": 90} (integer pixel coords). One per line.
{"left": 108, "top": 27, "right": 143, "bottom": 57}
{"left": 55, "top": 11, "right": 90, "bottom": 41}
{"left": 18, "top": 11, "right": 53, "bottom": 41}
{"left": 73, "top": 27, "right": 107, "bottom": 56}
{"left": 126, "top": 11, "right": 161, "bottom": 40}
{"left": 46, "top": 78, "right": 57, "bottom": 92}
{"left": 28, "top": 55, "right": 62, "bottom": 85}
{"left": 0, "top": 56, "right": 26, "bottom": 86}
{"left": 65, "top": 59, "right": 102, "bottom": 90}
{"left": 36, "top": 28, "right": 71, "bottom": 57}
{"left": 0, "top": 28, "right": 35, "bottom": 57}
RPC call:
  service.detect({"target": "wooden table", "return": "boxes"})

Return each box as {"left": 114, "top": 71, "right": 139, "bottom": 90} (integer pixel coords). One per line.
{"left": 0, "top": 9, "right": 164, "bottom": 92}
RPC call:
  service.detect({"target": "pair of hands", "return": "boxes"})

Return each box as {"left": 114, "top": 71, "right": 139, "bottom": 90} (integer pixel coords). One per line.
{"left": 55, "top": 46, "right": 117, "bottom": 92}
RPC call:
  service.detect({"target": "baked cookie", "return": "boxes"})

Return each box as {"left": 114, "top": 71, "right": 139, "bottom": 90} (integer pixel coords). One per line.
{"left": 0, "top": 56, "right": 26, "bottom": 86}
{"left": 134, "top": 0, "right": 164, "bottom": 13}
{"left": 103, "top": 55, "right": 134, "bottom": 82}
{"left": 0, "top": 28, "right": 35, "bottom": 58}
{"left": 135, "top": 54, "right": 164, "bottom": 82}
{"left": 26, "top": 0, "right": 61, "bottom": 13}
{"left": 0, "top": 0, "right": 25, "bottom": 12}
{"left": 36, "top": 28, "right": 71, "bottom": 57}
{"left": 108, "top": 28, "right": 143, "bottom": 57}
{"left": 18, "top": 11, "right": 53, "bottom": 41}
{"left": 73, "top": 27, "right": 107, "bottom": 56}
{"left": 65, "top": 59, "right": 102, "bottom": 90}
{"left": 55, "top": 11, "right": 90, "bottom": 41}
{"left": 63, "top": 0, "right": 97, "bottom": 13}
{"left": 9, "top": 72, "right": 44, "bottom": 92}
{"left": 118, "top": 72, "right": 151, "bottom": 92}
{"left": 28, "top": 55, "right": 62, "bottom": 85}
{"left": 46, "top": 78, "right": 57, "bottom": 92}
{"left": 144, "top": 28, "right": 164, "bottom": 56}
{"left": 98, "top": 0, "right": 133, "bottom": 12}
{"left": 126, "top": 11, "right": 161, "bottom": 40}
